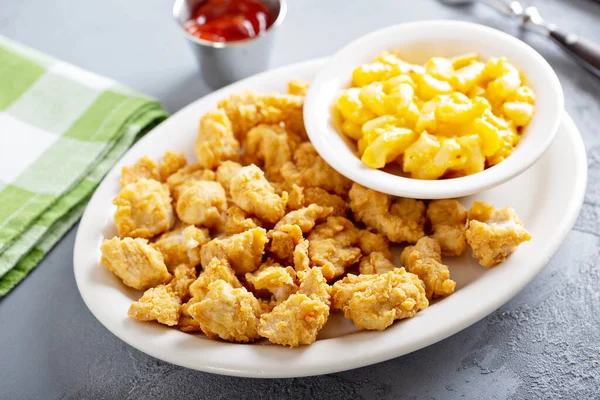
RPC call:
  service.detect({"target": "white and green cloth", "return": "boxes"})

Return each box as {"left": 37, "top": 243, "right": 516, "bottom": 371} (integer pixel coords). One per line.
{"left": 0, "top": 37, "right": 168, "bottom": 296}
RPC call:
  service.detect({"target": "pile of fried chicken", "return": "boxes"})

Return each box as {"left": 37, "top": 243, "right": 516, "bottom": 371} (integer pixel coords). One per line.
{"left": 100, "top": 80, "right": 531, "bottom": 347}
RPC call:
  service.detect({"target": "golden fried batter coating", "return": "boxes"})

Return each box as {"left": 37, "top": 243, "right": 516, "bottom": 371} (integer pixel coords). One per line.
{"left": 230, "top": 165, "right": 288, "bottom": 224}
{"left": 224, "top": 205, "right": 261, "bottom": 235}
{"left": 217, "top": 91, "right": 306, "bottom": 141}
{"left": 200, "top": 227, "right": 268, "bottom": 274}
{"left": 194, "top": 109, "right": 240, "bottom": 170}
{"left": 167, "top": 263, "right": 197, "bottom": 301}
{"left": 114, "top": 178, "right": 174, "bottom": 238}
{"left": 357, "top": 230, "right": 393, "bottom": 260}
{"left": 268, "top": 204, "right": 332, "bottom": 261}
{"left": 188, "top": 280, "right": 262, "bottom": 342}
{"left": 271, "top": 182, "right": 303, "bottom": 210}
{"left": 244, "top": 124, "right": 302, "bottom": 181}
{"left": 166, "top": 164, "right": 216, "bottom": 200}
{"left": 177, "top": 304, "right": 201, "bottom": 333}
{"left": 100, "top": 237, "right": 171, "bottom": 291}
{"left": 268, "top": 224, "right": 303, "bottom": 265}
{"left": 287, "top": 79, "right": 309, "bottom": 96}
{"left": 215, "top": 160, "right": 243, "bottom": 194}
{"left": 179, "top": 258, "right": 242, "bottom": 333}
{"left": 190, "top": 257, "right": 241, "bottom": 299}
{"left": 303, "top": 187, "right": 347, "bottom": 217}
{"left": 120, "top": 156, "right": 159, "bottom": 186}
{"left": 293, "top": 236, "right": 310, "bottom": 272}
{"left": 359, "top": 252, "right": 396, "bottom": 275}
{"left": 466, "top": 201, "right": 531, "bottom": 267}
{"left": 245, "top": 261, "right": 298, "bottom": 303}
{"left": 427, "top": 199, "right": 468, "bottom": 256}
{"left": 308, "top": 239, "right": 361, "bottom": 281}
{"left": 309, "top": 216, "right": 359, "bottom": 245}
{"left": 152, "top": 225, "right": 210, "bottom": 271}
{"left": 128, "top": 284, "right": 181, "bottom": 326}
{"left": 307, "top": 217, "right": 362, "bottom": 281}
{"left": 285, "top": 184, "right": 305, "bottom": 211}
{"left": 159, "top": 150, "right": 187, "bottom": 182}
{"left": 276, "top": 204, "right": 332, "bottom": 232}
{"left": 390, "top": 198, "right": 427, "bottom": 229}
{"left": 348, "top": 183, "right": 425, "bottom": 243}
{"left": 297, "top": 267, "right": 331, "bottom": 305}
{"left": 175, "top": 180, "right": 227, "bottom": 228}
{"left": 281, "top": 143, "right": 352, "bottom": 196}
{"left": 258, "top": 293, "right": 329, "bottom": 347}
{"left": 400, "top": 237, "right": 456, "bottom": 299}
{"left": 331, "top": 268, "right": 428, "bottom": 330}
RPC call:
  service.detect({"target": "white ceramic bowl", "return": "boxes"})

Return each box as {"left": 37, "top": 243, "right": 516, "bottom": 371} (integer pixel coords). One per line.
{"left": 304, "top": 20, "right": 564, "bottom": 199}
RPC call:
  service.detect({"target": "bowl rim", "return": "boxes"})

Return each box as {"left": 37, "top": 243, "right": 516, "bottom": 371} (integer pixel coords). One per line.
{"left": 304, "top": 20, "right": 564, "bottom": 199}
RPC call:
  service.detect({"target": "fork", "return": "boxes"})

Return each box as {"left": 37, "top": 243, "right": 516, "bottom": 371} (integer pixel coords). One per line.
{"left": 439, "top": 0, "right": 600, "bottom": 77}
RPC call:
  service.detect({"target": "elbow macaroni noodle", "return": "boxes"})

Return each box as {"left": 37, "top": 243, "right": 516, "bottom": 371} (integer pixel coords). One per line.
{"left": 335, "top": 52, "right": 535, "bottom": 179}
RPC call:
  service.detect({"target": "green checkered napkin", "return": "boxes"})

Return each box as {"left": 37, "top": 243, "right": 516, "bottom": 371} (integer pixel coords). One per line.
{"left": 0, "top": 37, "right": 169, "bottom": 297}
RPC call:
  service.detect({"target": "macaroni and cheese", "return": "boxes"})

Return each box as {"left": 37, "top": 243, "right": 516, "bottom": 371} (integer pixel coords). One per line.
{"left": 335, "top": 52, "right": 535, "bottom": 179}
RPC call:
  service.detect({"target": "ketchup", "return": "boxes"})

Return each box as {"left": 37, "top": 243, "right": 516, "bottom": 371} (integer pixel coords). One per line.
{"left": 184, "top": 0, "right": 275, "bottom": 43}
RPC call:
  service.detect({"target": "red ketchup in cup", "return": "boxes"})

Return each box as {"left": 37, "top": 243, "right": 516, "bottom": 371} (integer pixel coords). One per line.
{"left": 184, "top": 0, "right": 275, "bottom": 43}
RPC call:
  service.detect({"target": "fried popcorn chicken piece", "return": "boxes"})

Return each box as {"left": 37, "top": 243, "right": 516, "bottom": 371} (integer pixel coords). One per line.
{"left": 215, "top": 160, "right": 243, "bottom": 194}
{"left": 190, "top": 257, "right": 242, "bottom": 299}
{"left": 269, "top": 224, "right": 303, "bottom": 265}
{"left": 167, "top": 263, "right": 197, "bottom": 301}
{"left": 293, "top": 237, "right": 310, "bottom": 272}
{"left": 281, "top": 143, "right": 352, "bottom": 197}
{"left": 308, "top": 239, "right": 361, "bottom": 281}
{"left": 309, "top": 216, "right": 359, "bottom": 245}
{"left": 188, "top": 280, "right": 262, "bottom": 342}
{"left": 159, "top": 150, "right": 187, "bottom": 182}
{"left": 390, "top": 198, "right": 427, "bottom": 230}
{"left": 307, "top": 217, "right": 362, "bottom": 281}
{"left": 100, "top": 237, "right": 171, "bottom": 291}
{"left": 427, "top": 199, "right": 468, "bottom": 256}
{"left": 400, "top": 237, "right": 456, "bottom": 299}
{"left": 297, "top": 267, "right": 331, "bottom": 305}
{"left": 357, "top": 230, "right": 393, "bottom": 260}
{"left": 230, "top": 164, "right": 288, "bottom": 224}
{"left": 175, "top": 180, "right": 227, "bottom": 228}
{"left": 166, "top": 164, "right": 216, "bottom": 200}
{"left": 268, "top": 204, "right": 332, "bottom": 261}
{"left": 120, "top": 156, "right": 159, "bottom": 186}
{"left": 331, "top": 268, "right": 428, "bottom": 330}
{"left": 245, "top": 261, "right": 298, "bottom": 303}
{"left": 359, "top": 252, "right": 396, "bottom": 275}
{"left": 287, "top": 79, "right": 309, "bottom": 96}
{"left": 194, "top": 109, "right": 240, "bottom": 170}
{"left": 179, "top": 258, "right": 242, "bottom": 333}
{"left": 128, "top": 284, "right": 180, "bottom": 326}
{"left": 466, "top": 201, "right": 531, "bottom": 267}
{"left": 152, "top": 225, "right": 210, "bottom": 271}
{"left": 244, "top": 124, "right": 302, "bottom": 181}
{"left": 303, "top": 187, "right": 347, "bottom": 217}
{"left": 217, "top": 91, "right": 307, "bottom": 141}
{"left": 272, "top": 182, "right": 304, "bottom": 211}
{"left": 178, "top": 303, "right": 202, "bottom": 333}
{"left": 224, "top": 206, "right": 261, "bottom": 235}
{"left": 285, "top": 184, "right": 304, "bottom": 211}
{"left": 258, "top": 293, "right": 329, "bottom": 347}
{"left": 114, "top": 178, "right": 174, "bottom": 238}
{"left": 349, "top": 183, "right": 425, "bottom": 243}
{"left": 200, "top": 227, "right": 268, "bottom": 274}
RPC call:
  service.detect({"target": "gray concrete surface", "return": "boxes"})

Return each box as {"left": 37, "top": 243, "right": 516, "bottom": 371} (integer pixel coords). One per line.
{"left": 1, "top": 0, "right": 599, "bottom": 398}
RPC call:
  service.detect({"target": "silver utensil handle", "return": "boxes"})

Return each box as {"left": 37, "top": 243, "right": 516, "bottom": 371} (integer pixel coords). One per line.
{"left": 548, "top": 28, "right": 600, "bottom": 78}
